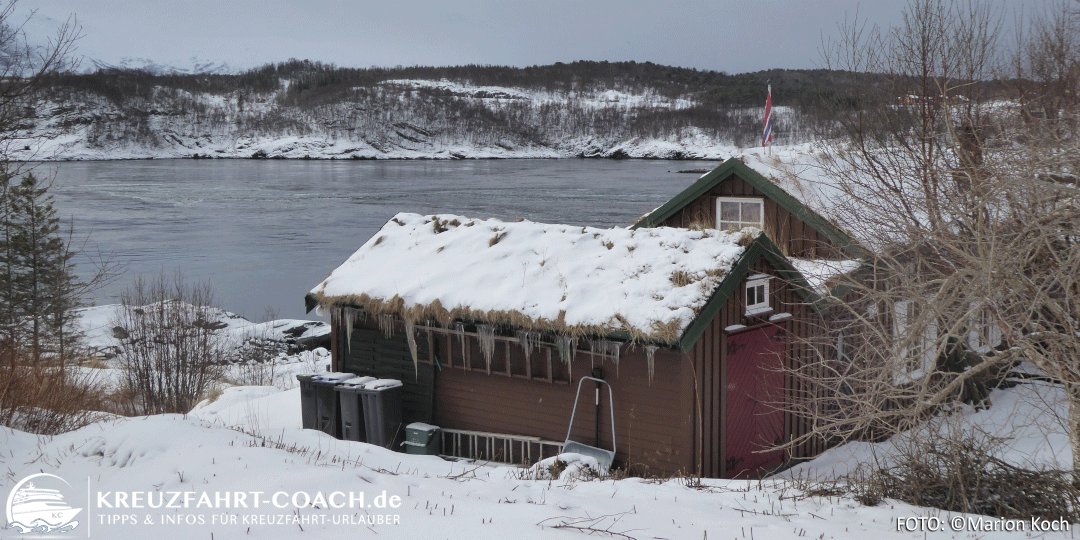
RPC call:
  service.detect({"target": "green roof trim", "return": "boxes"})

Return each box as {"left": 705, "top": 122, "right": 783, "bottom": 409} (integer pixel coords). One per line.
{"left": 631, "top": 157, "right": 869, "bottom": 258}
{"left": 676, "top": 233, "right": 823, "bottom": 353}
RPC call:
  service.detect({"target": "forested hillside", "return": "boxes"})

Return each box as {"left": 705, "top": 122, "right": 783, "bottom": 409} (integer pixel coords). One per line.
{"left": 12, "top": 61, "right": 905, "bottom": 160}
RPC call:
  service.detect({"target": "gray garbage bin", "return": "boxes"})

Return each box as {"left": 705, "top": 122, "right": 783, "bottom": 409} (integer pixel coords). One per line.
{"left": 296, "top": 374, "right": 317, "bottom": 430}
{"left": 312, "top": 372, "right": 356, "bottom": 438}
{"left": 358, "top": 379, "right": 404, "bottom": 449}
{"left": 335, "top": 376, "right": 377, "bottom": 442}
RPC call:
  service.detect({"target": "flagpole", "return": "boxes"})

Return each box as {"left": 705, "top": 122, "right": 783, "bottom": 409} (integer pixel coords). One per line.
{"left": 762, "top": 81, "right": 773, "bottom": 156}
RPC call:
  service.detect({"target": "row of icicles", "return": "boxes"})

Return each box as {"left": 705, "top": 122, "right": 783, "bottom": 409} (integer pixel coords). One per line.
{"left": 339, "top": 307, "right": 659, "bottom": 381}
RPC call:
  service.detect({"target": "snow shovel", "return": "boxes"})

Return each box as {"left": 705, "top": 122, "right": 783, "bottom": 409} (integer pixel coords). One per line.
{"left": 562, "top": 376, "right": 616, "bottom": 471}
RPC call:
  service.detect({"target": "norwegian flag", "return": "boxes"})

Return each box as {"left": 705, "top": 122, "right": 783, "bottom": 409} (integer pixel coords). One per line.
{"left": 762, "top": 84, "right": 773, "bottom": 148}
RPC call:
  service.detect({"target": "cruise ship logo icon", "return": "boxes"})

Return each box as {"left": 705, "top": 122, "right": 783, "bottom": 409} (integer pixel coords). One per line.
{"left": 4, "top": 473, "right": 82, "bottom": 534}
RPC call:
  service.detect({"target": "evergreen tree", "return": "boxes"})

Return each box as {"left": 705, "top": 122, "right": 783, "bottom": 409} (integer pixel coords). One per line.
{"left": 0, "top": 173, "right": 82, "bottom": 363}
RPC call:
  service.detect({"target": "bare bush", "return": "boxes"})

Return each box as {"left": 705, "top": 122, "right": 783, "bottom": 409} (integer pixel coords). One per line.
{"left": 848, "top": 427, "right": 1080, "bottom": 521}
{"left": 0, "top": 345, "right": 105, "bottom": 434}
{"left": 112, "top": 274, "right": 228, "bottom": 414}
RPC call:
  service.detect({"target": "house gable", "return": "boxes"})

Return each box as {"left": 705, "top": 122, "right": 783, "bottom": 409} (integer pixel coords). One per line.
{"left": 678, "top": 233, "right": 821, "bottom": 352}
{"left": 631, "top": 158, "right": 867, "bottom": 259}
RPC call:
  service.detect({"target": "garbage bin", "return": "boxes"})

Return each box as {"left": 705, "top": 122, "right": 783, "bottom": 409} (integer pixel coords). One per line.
{"left": 403, "top": 423, "right": 441, "bottom": 455}
{"left": 358, "top": 379, "right": 404, "bottom": 448}
{"left": 335, "top": 376, "right": 377, "bottom": 442}
{"left": 296, "top": 374, "right": 317, "bottom": 430}
{"left": 312, "top": 372, "right": 356, "bottom": 438}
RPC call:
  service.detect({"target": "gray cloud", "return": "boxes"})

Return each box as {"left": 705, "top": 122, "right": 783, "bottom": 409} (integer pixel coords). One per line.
{"left": 17, "top": 0, "right": 1046, "bottom": 74}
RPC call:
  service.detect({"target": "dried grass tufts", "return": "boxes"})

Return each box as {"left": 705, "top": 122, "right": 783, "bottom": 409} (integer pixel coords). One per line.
{"left": 670, "top": 270, "right": 695, "bottom": 287}
{"left": 310, "top": 291, "right": 686, "bottom": 345}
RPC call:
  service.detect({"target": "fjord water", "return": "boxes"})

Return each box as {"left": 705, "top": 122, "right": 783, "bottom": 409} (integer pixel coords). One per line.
{"left": 43, "top": 158, "right": 717, "bottom": 321}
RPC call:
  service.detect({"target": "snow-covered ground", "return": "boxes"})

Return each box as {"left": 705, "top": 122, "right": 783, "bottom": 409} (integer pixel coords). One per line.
{"left": 2, "top": 381, "right": 1073, "bottom": 539}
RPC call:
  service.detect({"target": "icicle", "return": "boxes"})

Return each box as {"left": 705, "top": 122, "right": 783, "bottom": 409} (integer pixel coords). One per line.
{"left": 595, "top": 339, "right": 621, "bottom": 376}
{"left": 517, "top": 330, "right": 528, "bottom": 360}
{"left": 516, "top": 330, "right": 538, "bottom": 362}
{"left": 645, "top": 345, "right": 658, "bottom": 384}
{"left": 478, "top": 324, "right": 496, "bottom": 370}
{"left": 611, "top": 341, "right": 620, "bottom": 376}
{"left": 555, "top": 335, "right": 577, "bottom": 369}
{"left": 341, "top": 307, "right": 359, "bottom": 351}
{"left": 405, "top": 319, "right": 419, "bottom": 374}
{"left": 377, "top": 313, "right": 395, "bottom": 338}
{"left": 455, "top": 322, "right": 466, "bottom": 367}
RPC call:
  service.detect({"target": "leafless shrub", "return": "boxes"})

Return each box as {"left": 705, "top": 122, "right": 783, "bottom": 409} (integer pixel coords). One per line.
{"left": 850, "top": 428, "right": 1080, "bottom": 521}
{"left": 0, "top": 345, "right": 106, "bottom": 434}
{"left": 112, "top": 274, "right": 228, "bottom": 414}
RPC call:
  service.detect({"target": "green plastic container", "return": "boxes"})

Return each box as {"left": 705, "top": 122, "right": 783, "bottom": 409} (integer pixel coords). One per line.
{"left": 403, "top": 422, "right": 441, "bottom": 455}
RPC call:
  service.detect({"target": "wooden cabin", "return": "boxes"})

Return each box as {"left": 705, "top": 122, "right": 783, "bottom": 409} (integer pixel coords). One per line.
{"left": 306, "top": 157, "right": 864, "bottom": 479}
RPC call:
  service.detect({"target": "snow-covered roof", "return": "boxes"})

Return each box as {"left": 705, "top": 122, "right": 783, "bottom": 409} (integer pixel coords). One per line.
{"left": 308, "top": 213, "right": 754, "bottom": 343}
{"left": 736, "top": 147, "right": 857, "bottom": 230}
{"left": 787, "top": 258, "right": 864, "bottom": 296}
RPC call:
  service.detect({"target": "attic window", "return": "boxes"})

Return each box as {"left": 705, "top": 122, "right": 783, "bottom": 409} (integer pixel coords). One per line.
{"left": 717, "top": 197, "right": 764, "bottom": 232}
{"left": 744, "top": 274, "right": 771, "bottom": 316}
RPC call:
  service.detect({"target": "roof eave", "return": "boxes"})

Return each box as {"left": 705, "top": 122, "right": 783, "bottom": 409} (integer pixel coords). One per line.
{"left": 305, "top": 295, "right": 680, "bottom": 348}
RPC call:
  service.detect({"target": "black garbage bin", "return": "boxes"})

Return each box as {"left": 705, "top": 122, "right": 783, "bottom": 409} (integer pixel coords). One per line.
{"left": 296, "top": 374, "right": 317, "bottom": 430}
{"left": 358, "top": 379, "right": 404, "bottom": 449}
{"left": 312, "top": 372, "right": 356, "bottom": 438}
{"left": 335, "top": 376, "right": 376, "bottom": 442}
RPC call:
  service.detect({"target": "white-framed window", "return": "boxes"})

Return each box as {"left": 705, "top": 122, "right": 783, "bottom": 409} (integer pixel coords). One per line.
{"left": 716, "top": 197, "right": 764, "bottom": 231}
{"left": 744, "top": 274, "right": 772, "bottom": 316}
{"left": 967, "top": 303, "right": 1003, "bottom": 353}
{"left": 893, "top": 299, "right": 938, "bottom": 383}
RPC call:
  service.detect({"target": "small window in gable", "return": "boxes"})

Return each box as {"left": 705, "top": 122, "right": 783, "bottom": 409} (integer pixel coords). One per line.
{"left": 744, "top": 274, "right": 771, "bottom": 316}
{"left": 717, "top": 197, "right": 764, "bottom": 231}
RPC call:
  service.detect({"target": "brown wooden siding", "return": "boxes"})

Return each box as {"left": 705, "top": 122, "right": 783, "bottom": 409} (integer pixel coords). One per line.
{"left": 432, "top": 338, "right": 694, "bottom": 476}
{"left": 689, "top": 257, "right": 826, "bottom": 478}
{"left": 660, "top": 174, "right": 837, "bottom": 258}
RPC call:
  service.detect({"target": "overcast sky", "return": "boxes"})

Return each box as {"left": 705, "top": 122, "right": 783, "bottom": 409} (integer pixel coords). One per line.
{"left": 15, "top": 0, "right": 1049, "bottom": 75}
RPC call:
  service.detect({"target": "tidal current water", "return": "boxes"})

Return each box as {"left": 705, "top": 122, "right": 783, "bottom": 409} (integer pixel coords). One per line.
{"left": 40, "top": 158, "right": 717, "bottom": 321}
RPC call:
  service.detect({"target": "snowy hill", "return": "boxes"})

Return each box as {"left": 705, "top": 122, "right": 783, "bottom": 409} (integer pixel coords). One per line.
{"left": 12, "top": 62, "right": 826, "bottom": 161}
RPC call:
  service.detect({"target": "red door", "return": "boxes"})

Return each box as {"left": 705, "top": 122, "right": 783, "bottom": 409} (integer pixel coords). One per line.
{"left": 724, "top": 322, "right": 786, "bottom": 478}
